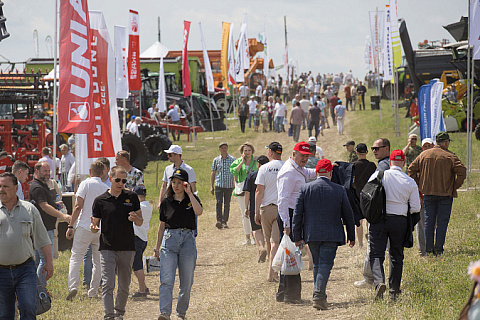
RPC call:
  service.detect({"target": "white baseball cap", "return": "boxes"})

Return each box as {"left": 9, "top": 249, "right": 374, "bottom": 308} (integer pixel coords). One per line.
{"left": 308, "top": 136, "right": 316, "bottom": 142}
{"left": 421, "top": 138, "right": 434, "bottom": 146}
{"left": 164, "top": 145, "right": 183, "bottom": 154}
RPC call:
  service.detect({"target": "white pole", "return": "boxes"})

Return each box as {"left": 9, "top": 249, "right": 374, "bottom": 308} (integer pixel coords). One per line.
{"left": 466, "top": 1, "right": 471, "bottom": 189}
{"left": 122, "top": 99, "right": 126, "bottom": 132}
{"left": 208, "top": 92, "right": 214, "bottom": 138}
{"left": 190, "top": 95, "right": 197, "bottom": 147}
{"left": 52, "top": 0, "right": 58, "bottom": 184}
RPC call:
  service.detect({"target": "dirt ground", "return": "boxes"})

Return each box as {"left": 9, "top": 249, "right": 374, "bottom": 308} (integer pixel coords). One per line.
{"left": 125, "top": 102, "right": 374, "bottom": 319}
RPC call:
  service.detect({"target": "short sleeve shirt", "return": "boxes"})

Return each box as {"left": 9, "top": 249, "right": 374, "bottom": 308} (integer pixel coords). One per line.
{"left": 308, "top": 106, "right": 321, "bottom": 122}
{"left": 126, "top": 167, "right": 144, "bottom": 190}
{"left": 163, "top": 162, "right": 196, "bottom": 187}
{"left": 243, "top": 171, "right": 258, "bottom": 211}
{"left": 92, "top": 189, "right": 140, "bottom": 251}
{"left": 29, "top": 178, "right": 57, "bottom": 231}
{"left": 255, "top": 160, "right": 284, "bottom": 207}
{"left": 75, "top": 177, "right": 109, "bottom": 230}
{"left": 212, "top": 154, "right": 235, "bottom": 188}
{"left": 160, "top": 194, "right": 202, "bottom": 230}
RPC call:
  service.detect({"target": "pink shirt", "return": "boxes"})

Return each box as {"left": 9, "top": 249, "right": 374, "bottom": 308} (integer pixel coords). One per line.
{"left": 290, "top": 107, "right": 304, "bottom": 125}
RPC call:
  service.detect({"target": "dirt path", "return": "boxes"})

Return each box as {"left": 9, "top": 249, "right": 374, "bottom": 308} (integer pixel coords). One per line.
{"left": 125, "top": 100, "right": 372, "bottom": 319}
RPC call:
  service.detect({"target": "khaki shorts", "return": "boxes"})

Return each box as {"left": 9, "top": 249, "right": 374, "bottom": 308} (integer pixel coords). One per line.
{"left": 260, "top": 204, "right": 280, "bottom": 243}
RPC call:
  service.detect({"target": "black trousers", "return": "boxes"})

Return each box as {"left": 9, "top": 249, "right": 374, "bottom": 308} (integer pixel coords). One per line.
{"left": 239, "top": 116, "right": 247, "bottom": 133}
{"left": 276, "top": 209, "right": 302, "bottom": 302}
{"left": 369, "top": 214, "right": 407, "bottom": 295}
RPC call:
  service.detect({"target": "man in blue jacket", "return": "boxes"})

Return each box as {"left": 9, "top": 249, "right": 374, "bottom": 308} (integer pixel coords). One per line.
{"left": 293, "top": 159, "right": 356, "bottom": 310}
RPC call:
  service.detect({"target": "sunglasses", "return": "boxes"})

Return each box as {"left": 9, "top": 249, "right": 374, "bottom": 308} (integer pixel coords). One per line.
{"left": 114, "top": 178, "right": 127, "bottom": 184}
{"left": 371, "top": 146, "right": 386, "bottom": 151}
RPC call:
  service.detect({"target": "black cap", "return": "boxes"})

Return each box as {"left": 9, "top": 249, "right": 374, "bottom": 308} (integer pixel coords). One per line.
{"left": 266, "top": 142, "right": 282, "bottom": 154}
{"left": 343, "top": 141, "right": 355, "bottom": 147}
{"left": 256, "top": 155, "right": 269, "bottom": 165}
{"left": 355, "top": 143, "right": 368, "bottom": 153}
{"left": 133, "top": 185, "right": 147, "bottom": 196}
{"left": 170, "top": 168, "right": 189, "bottom": 182}
{"left": 436, "top": 131, "right": 451, "bottom": 142}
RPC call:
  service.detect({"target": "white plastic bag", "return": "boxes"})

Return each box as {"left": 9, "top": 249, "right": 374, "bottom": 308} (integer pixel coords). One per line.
{"left": 272, "top": 236, "right": 305, "bottom": 275}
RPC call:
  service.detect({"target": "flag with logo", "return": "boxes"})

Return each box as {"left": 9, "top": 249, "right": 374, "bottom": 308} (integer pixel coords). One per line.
{"left": 77, "top": 11, "right": 122, "bottom": 174}
{"left": 182, "top": 20, "right": 192, "bottom": 97}
{"left": 128, "top": 10, "right": 141, "bottom": 91}
{"left": 114, "top": 25, "right": 128, "bottom": 99}
{"left": 235, "top": 23, "right": 246, "bottom": 83}
{"left": 221, "top": 22, "right": 230, "bottom": 86}
{"left": 418, "top": 79, "right": 445, "bottom": 141}
{"left": 383, "top": 5, "right": 394, "bottom": 81}
{"left": 199, "top": 22, "right": 214, "bottom": 93}
{"left": 241, "top": 14, "right": 249, "bottom": 69}
{"left": 390, "top": 0, "right": 401, "bottom": 68}
{"left": 58, "top": 0, "right": 95, "bottom": 134}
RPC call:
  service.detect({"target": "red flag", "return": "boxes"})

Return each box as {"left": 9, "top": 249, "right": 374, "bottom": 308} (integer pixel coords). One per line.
{"left": 128, "top": 10, "right": 141, "bottom": 91}
{"left": 182, "top": 21, "right": 192, "bottom": 97}
{"left": 58, "top": 0, "right": 95, "bottom": 134}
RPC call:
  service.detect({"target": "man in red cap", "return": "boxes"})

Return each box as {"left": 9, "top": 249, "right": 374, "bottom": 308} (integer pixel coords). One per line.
{"left": 292, "top": 159, "right": 356, "bottom": 310}
{"left": 276, "top": 141, "right": 317, "bottom": 304}
{"left": 368, "top": 150, "right": 421, "bottom": 300}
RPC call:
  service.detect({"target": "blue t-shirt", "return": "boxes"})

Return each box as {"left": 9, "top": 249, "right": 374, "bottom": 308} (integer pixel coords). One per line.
{"left": 335, "top": 105, "right": 346, "bottom": 118}
{"left": 167, "top": 109, "right": 180, "bottom": 122}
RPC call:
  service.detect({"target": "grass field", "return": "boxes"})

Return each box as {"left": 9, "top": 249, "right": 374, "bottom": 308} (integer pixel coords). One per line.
{"left": 38, "top": 94, "right": 480, "bottom": 320}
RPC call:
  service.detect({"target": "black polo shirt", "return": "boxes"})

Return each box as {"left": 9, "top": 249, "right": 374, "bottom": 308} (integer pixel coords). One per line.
{"left": 92, "top": 189, "right": 140, "bottom": 251}
{"left": 29, "top": 178, "right": 57, "bottom": 231}
{"left": 160, "top": 194, "right": 201, "bottom": 230}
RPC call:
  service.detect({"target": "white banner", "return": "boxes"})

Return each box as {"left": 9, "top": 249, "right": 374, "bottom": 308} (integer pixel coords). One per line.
{"left": 158, "top": 56, "right": 166, "bottom": 113}
{"left": 263, "top": 21, "right": 269, "bottom": 81}
{"left": 390, "top": 0, "right": 402, "bottom": 68}
{"left": 77, "top": 11, "right": 122, "bottom": 175}
{"left": 383, "top": 5, "right": 394, "bottom": 81}
{"left": 199, "top": 22, "right": 215, "bottom": 93}
{"left": 114, "top": 25, "right": 128, "bottom": 99}
{"left": 241, "top": 14, "right": 249, "bottom": 69}
{"left": 365, "top": 35, "right": 373, "bottom": 70}
{"left": 227, "top": 23, "right": 236, "bottom": 85}
{"left": 470, "top": 0, "right": 480, "bottom": 60}
{"left": 369, "top": 11, "right": 385, "bottom": 74}
{"left": 431, "top": 80, "right": 445, "bottom": 138}
{"left": 235, "top": 23, "right": 246, "bottom": 83}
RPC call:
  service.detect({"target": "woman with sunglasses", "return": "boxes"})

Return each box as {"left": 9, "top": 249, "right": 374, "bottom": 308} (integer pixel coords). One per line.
{"left": 154, "top": 168, "right": 202, "bottom": 320}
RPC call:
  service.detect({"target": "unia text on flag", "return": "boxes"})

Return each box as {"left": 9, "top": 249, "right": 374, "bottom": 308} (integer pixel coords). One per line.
{"left": 199, "top": 22, "right": 214, "bottom": 93}
{"left": 470, "top": 0, "right": 480, "bottom": 60}
{"left": 182, "top": 20, "right": 192, "bottom": 97}
{"left": 221, "top": 22, "right": 230, "bottom": 86}
{"left": 227, "top": 23, "right": 236, "bottom": 87}
{"left": 128, "top": 10, "right": 141, "bottom": 91}
{"left": 58, "top": 0, "right": 95, "bottom": 134}
{"left": 76, "top": 11, "right": 122, "bottom": 174}
{"left": 114, "top": 25, "right": 128, "bottom": 99}
{"left": 383, "top": 5, "right": 394, "bottom": 81}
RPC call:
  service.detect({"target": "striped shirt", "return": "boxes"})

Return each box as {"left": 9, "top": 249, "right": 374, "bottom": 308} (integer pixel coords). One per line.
{"left": 212, "top": 154, "right": 236, "bottom": 188}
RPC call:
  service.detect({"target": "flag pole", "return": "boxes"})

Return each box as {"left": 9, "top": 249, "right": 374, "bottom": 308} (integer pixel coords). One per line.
{"left": 190, "top": 95, "right": 196, "bottom": 147}
{"left": 466, "top": 0, "right": 471, "bottom": 189}
{"left": 53, "top": 0, "right": 58, "bottom": 185}
{"left": 208, "top": 92, "right": 214, "bottom": 138}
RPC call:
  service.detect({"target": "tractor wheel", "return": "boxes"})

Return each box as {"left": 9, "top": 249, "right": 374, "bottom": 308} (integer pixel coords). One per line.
{"left": 214, "top": 94, "right": 229, "bottom": 113}
{"left": 475, "top": 122, "right": 480, "bottom": 140}
{"left": 121, "top": 132, "right": 148, "bottom": 171}
{"left": 461, "top": 118, "right": 477, "bottom": 132}
{"left": 138, "top": 123, "right": 161, "bottom": 141}
{"left": 382, "top": 83, "right": 392, "bottom": 100}
{"left": 145, "top": 134, "right": 171, "bottom": 161}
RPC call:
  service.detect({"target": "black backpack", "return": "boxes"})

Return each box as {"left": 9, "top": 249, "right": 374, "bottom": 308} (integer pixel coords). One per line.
{"left": 360, "top": 170, "right": 386, "bottom": 224}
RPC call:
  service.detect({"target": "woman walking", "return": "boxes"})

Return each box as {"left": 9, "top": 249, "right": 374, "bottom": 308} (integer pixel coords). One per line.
{"left": 154, "top": 168, "right": 203, "bottom": 320}
{"left": 230, "top": 142, "right": 256, "bottom": 245}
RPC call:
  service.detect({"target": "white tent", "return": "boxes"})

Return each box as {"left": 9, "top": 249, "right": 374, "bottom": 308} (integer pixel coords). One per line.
{"left": 140, "top": 41, "right": 169, "bottom": 58}
{"left": 43, "top": 67, "right": 59, "bottom": 81}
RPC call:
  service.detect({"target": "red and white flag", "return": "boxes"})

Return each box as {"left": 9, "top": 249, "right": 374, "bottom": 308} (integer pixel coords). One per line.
{"left": 114, "top": 25, "right": 128, "bottom": 99}
{"left": 470, "top": 0, "right": 480, "bottom": 60}
{"left": 58, "top": 0, "right": 95, "bottom": 134}
{"left": 182, "top": 20, "right": 192, "bottom": 97}
{"left": 199, "top": 22, "right": 214, "bottom": 93}
{"left": 77, "top": 11, "right": 122, "bottom": 174}
{"left": 128, "top": 10, "right": 141, "bottom": 91}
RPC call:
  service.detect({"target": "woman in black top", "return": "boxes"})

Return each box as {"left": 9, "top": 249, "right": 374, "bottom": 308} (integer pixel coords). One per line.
{"left": 154, "top": 169, "right": 202, "bottom": 320}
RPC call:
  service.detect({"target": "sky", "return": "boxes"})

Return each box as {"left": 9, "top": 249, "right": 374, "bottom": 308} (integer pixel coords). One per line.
{"left": 0, "top": 0, "right": 468, "bottom": 81}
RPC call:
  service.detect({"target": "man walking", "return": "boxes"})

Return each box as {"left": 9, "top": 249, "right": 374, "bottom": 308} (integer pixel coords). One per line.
{"left": 274, "top": 97, "right": 287, "bottom": 133}
{"left": 357, "top": 81, "right": 367, "bottom": 110}
{"left": 307, "top": 102, "right": 322, "bottom": 140}
{"left": 115, "top": 150, "right": 144, "bottom": 190}
{"left": 368, "top": 150, "right": 421, "bottom": 299}
{"left": 299, "top": 95, "right": 311, "bottom": 130}
{"left": 255, "top": 142, "right": 284, "bottom": 282}
{"left": 289, "top": 102, "right": 304, "bottom": 143}
{"left": 247, "top": 95, "right": 258, "bottom": 128}
{"left": 329, "top": 92, "right": 339, "bottom": 126}
{"left": 211, "top": 142, "right": 236, "bottom": 229}
{"left": 0, "top": 172, "right": 53, "bottom": 319}
{"left": 293, "top": 159, "right": 356, "bottom": 310}
{"left": 91, "top": 166, "right": 143, "bottom": 320}
{"left": 408, "top": 132, "right": 466, "bottom": 256}
{"left": 277, "top": 142, "right": 317, "bottom": 304}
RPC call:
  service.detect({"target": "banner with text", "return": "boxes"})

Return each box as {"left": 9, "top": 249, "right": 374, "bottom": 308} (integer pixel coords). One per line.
{"left": 383, "top": 5, "right": 394, "bottom": 81}
{"left": 59, "top": 0, "right": 95, "bottom": 133}
{"left": 128, "top": 10, "right": 141, "bottom": 91}
{"left": 390, "top": 0, "right": 402, "bottom": 68}
{"left": 418, "top": 79, "right": 445, "bottom": 141}
{"left": 199, "top": 22, "right": 215, "bottom": 93}
{"left": 114, "top": 25, "right": 128, "bottom": 99}
{"left": 182, "top": 20, "right": 192, "bottom": 97}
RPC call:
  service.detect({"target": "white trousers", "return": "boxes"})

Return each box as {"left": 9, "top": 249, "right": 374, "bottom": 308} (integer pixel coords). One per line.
{"left": 337, "top": 117, "right": 344, "bottom": 133}
{"left": 236, "top": 195, "right": 252, "bottom": 235}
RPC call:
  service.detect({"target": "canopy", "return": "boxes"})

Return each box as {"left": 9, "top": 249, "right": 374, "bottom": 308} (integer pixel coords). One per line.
{"left": 140, "top": 41, "right": 169, "bottom": 58}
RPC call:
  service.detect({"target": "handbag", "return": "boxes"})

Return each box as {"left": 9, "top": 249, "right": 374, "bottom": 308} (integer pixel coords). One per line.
{"left": 36, "top": 275, "right": 51, "bottom": 315}
{"left": 234, "top": 181, "right": 245, "bottom": 197}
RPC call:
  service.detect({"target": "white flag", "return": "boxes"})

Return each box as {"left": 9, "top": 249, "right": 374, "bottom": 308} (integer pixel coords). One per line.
{"left": 199, "top": 22, "right": 215, "bottom": 93}
{"left": 241, "top": 14, "right": 249, "bottom": 68}
{"left": 365, "top": 35, "right": 372, "bottom": 70}
{"left": 227, "top": 23, "right": 236, "bottom": 85}
{"left": 158, "top": 56, "right": 167, "bottom": 113}
{"left": 114, "top": 26, "right": 128, "bottom": 99}
{"left": 235, "top": 23, "right": 246, "bottom": 83}
{"left": 263, "top": 21, "right": 269, "bottom": 81}
{"left": 470, "top": 0, "right": 480, "bottom": 60}
{"left": 383, "top": 6, "right": 393, "bottom": 80}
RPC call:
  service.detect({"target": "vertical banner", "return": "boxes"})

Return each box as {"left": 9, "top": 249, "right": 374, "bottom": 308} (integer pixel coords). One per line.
{"left": 77, "top": 11, "right": 122, "bottom": 174}
{"left": 241, "top": 14, "right": 250, "bottom": 69}
{"left": 199, "top": 22, "right": 215, "bottom": 93}
{"left": 128, "top": 10, "right": 141, "bottom": 91}
{"left": 263, "top": 21, "right": 269, "bottom": 81}
{"left": 227, "top": 23, "right": 236, "bottom": 86}
{"left": 221, "top": 22, "right": 230, "bottom": 86}
{"left": 114, "top": 25, "right": 128, "bottom": 99}
{"left": 234, "top": 23, "right": 245, "bottom": 83}
{"left": 58, "top": 0, "right": 95, "bottom": 134}
{"left": 470, "top": 0, "right": 480, "bottom": 60}
{"left": 182, "top": 20, "right": 192, "bottom": 97}
{"left": 390, "top": 0, "right": 402, "bottom": 68}
{"left": 430, "top": 80, "right": 446, "bottom": 138}
{"left": 157, "top": 56, "right": 167, "bottom": 112}
{"left": 365, "top": 35, "right": 373, "bottom": 70}
{"left": 418, "top": 79, "right": 445, "bottom": 141}
{"left": 383, "top": 5, "right": 394, "bottom": 81}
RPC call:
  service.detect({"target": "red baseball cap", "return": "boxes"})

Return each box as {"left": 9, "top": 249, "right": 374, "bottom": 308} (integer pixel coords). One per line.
{"left": 389, "top": 149, "right": 405, "bottom": 161}
{"left": 168, "top": 105, "right": 175, "bottom": 109}
{"left": 316, "top": 158, "right": 333, "bottom": 173}
{"left": 294, "top": 141, "right": 312, "bottom": 155}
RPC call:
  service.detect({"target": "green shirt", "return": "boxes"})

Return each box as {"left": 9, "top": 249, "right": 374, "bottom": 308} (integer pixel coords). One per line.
{"left": 348, "top": 151, "right": 358, "bottom": 163}
{"left": 405, "top": 145, "right": 423, "bottom": 168}
{"left": 230, "top": 156, "right": 257, "bottom": 183}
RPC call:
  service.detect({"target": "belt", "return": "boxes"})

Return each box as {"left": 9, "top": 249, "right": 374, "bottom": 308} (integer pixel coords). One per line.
{"left": 266, "top": 203, "right": 277, "bottom": 207}
{"left": 386, "top": 214, "right": 407, "bottom": 218}
{"left": 0, "top": 257, "right": 33, "bottom": 270}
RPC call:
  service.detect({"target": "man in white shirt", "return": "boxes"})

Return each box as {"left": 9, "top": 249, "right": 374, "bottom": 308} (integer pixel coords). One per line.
{"left": 239, "top": 84, "right": 249, "bottom": 99}
{"left": 38, "top": 147, "right": 60, "bottom": 180}
{"left": 126, "top": 116, "right": 136, "bottom": 132}
{"left": 147, "top": 106, "right": 155, "bottom": 119}
{"left": 274, "top": 97, "right": 287, "bottom": 133}
{"left": 368, "top": 150, "right": 421, "bottom": 299}
{"left": 299, "top": 95, "right": 311, "bottom": 130}
{"left": 307, "top": 137, "right": 325, "bottom": 159}
{"left": 12, "top": 160, "right": 29, "bottom": 200}
{"left": 247, "top": 95, "right": 258, "bottom": 129}
{"left": 255, "top": 142, "right": 284, "bottom": 282}
{"left": 255, "top": 84, "right": 262, "bottom": 102}
{"left": 129, "top": 117, "right": 141, "bottom": 137}
{"left": 66, "top": 161, "right": 109, "bottom": 299}
{"left": 276, "top": 142, "right": 316, "bottom": 304}
{"left": 60, "top": 144, "right": 75, "bottom": 191}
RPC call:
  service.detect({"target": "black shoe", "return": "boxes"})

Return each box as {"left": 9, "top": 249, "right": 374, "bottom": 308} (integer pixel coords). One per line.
{"left": 313, "top": 299, "right": 328, "bottom": 310}
{"left": 284, "top": 298, "right": 303, "bottom": 305}
{"left": 215, "top": 221, "right": 222, "bottom": 229}
{"left": 276, "top": 293, "right": 284, "bottom": 302}
{"left": 375, "top": 283, "right": 386, "bottom": 300}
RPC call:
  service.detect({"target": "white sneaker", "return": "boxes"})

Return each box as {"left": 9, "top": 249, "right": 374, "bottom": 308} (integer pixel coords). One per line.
{"left": 242, "top": 238, "right": 252, "bottom": 246}
{"left": 354, "top": 279, "right": 373, "bottom": 289}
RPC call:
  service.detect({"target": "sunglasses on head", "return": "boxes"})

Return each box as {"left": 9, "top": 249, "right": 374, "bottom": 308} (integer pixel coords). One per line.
{"left": 114, "top": 178, "right": 127, "bottom": 184}
{"left": 371, "top": 146, "right": 386, "bottom": 151}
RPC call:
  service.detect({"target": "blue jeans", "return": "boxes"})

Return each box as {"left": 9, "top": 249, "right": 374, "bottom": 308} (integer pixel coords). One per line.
{"left": 159, "top": 229, "right": 197, "bottom": 318}
{"left": 308, "top": 241, "right": 338, "bottom": 300}
{"left": 248, "top": 113, "right": 254, "bottom": 128}
{"left": 423, "top": 195, "right": 453, "bottom": 255}
{"left": 83, "top": 244, "right": 93, "bottom": 286}
{"left": 215, "top": 187, "right": 234, "bottom": 224}
{"left": 0, "top": 259, "right": 37, "bottom": 319}
{"left": 274, "top": 116, "right": 285, "bottom": 132}
{"left": 35, "top": 229, "right": 54, "bottom": 288}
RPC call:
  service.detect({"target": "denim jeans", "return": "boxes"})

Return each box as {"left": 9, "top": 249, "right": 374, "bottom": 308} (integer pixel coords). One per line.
{"left": 308, "top": 241, "right": 338, "bottom": 300}
{"left": 83, "top": 244, "right": 93, "bottom": 286}
{"left": 248, "top": 113, "right": 255, "bottom": 128}
{"left": 423, "top": 195, "right": 453, "bottom": 255}
{"left": 274, "top": 116, "right": 285, "bottom": 133}
{"left": 0, "top": 259, "right": 37, "bottom": 319}
{"left": 35, "top": 229, "right": 54, "bottom": 288}
{"left": 215, "top": 187, "right": 234, "bottom": 224}
{"left": 159, "top": 228, "right": 197, "bottom": 318}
